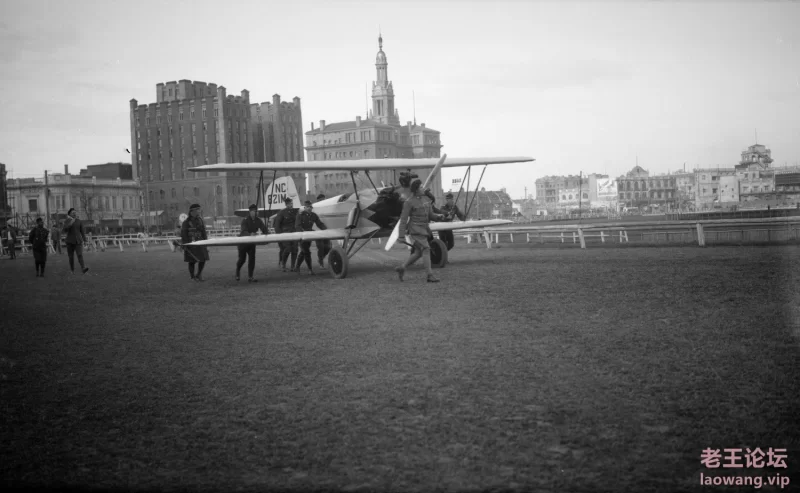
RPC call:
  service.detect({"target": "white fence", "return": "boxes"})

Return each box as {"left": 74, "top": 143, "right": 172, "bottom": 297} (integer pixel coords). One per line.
{"left": 457, "top": 216, "right": 800, "bottom": 249}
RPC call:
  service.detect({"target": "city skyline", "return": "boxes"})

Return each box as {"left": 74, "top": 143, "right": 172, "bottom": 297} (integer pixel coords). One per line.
{"left": 1, "top": 0, "right": 799, "bottom": 199}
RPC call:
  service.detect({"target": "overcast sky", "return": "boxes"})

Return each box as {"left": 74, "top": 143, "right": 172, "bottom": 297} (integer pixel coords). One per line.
{"left": 1, "top": 0, "right": 798, "bottom": 199}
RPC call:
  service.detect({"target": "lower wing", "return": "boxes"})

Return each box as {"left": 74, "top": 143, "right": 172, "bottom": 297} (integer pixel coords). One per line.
{"left": 429, "top": 219, "right": 512, "bottom": 232}
{"left": 184, "top": 227, "right": 378, "bottom": 247}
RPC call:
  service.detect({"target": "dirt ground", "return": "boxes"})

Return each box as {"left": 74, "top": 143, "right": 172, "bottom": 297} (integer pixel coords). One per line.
{"left": 1, "top": 241, "right": 798, "bottom": 492}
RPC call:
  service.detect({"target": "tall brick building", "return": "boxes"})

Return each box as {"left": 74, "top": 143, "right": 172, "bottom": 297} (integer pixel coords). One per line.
{"left": 304, "top": 35, "right": 444, "bottom": 201}
{"left": 129, "top": 81, "right": 305, "bottom": 226}
{"left": 250, "top": 94, "right": 306, "bottom": 200}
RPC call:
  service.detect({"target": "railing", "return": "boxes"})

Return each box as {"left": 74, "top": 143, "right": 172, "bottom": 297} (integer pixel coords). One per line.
{"left": 454, "top": 216, "right": 800, "bottom": 249}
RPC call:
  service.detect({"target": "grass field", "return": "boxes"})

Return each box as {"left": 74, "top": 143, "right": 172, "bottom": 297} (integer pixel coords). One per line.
{"left": 2, "top": 241, "right": 799, "bottom": 492}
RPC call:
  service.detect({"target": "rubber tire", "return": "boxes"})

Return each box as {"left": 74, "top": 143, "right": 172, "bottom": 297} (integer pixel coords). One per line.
{"left": 328, "top": 245, "right": 349, "bottom": 279}
{"left": 429, "top": 238, "right": 448, "bottom": 268}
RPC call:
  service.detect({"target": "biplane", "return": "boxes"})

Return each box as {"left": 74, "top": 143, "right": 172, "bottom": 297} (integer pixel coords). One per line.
{"left": 184, "top": 154, "right": 534, "bottom": 279}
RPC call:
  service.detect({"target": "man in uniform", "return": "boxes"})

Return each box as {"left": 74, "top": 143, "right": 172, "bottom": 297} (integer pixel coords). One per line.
{"left": 28, "top": 217, "right": 49, "bottom": 277}
{"left": 236, "top": 204, "right": 268, "bottom": 282}
{"left": 295, "top": 200, "right": 327, "bottom": 275}
{"left": 436, "top": 192, "right": 466, "bottom": 250}
{"left": 273, "top": 197, "right": 299, "bottom": 272}
{"left": 395, "top": 179, "right": 446, "bottom": 283}
{"left": 314, "top": 194, "right": 331, "bottom": 268}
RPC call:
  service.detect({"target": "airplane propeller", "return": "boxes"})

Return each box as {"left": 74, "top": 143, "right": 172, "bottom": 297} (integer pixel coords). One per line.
{"left": 385, "top": 153, "right": 447, "bottom": 251}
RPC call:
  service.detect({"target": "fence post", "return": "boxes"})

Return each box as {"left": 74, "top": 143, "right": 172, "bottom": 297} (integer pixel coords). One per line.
{"left": 483, "top": 230, "right": 492, "bottom": 249}
{"left": 578, "top": 228, "right": 586, "bottom": 249}
{"left": 696, "top": 223, "right": 705, "bottom": 247}
{"left": 600, "top": 231, "right": 605, "bottom": 243}
{"left": 561, "top": 232, "right": 565, "bottom": 243}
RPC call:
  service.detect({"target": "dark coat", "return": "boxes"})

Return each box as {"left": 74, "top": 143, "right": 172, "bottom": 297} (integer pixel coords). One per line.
{"left": 295, "top": 210, "right": 327, "bottom": 232}
{"left": 62, "top": 217, "right": 86, "bottom": 245}
{"left": 28, "top": 226, "right": 50, "bottom": 251}
{"left": 181, "top": 215, "right": 210, "bottom": 262}
{"left": 273, "top": 207, "right": 298, "bottom": 234}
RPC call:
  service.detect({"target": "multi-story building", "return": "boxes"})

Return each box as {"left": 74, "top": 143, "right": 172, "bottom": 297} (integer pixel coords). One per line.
{"left": 694, "top": 167, "right": 736, "bottom": 209}
{"left": 459, "top": 188, "right": 515, "bottom": 220}
{"left": 0, "top": 163, "right": 10, "bottom": 225}
{"left": 534, "top": 175, "right": 583, "bottom": 210}
{"left": 7, "top": 164, "right": 141, "bottom": 232}
{"left": 734, "top": 144, "right": 775, "bottom": 206}
{"left": 304, "top": 35, "right": 444, "bottom": 202}
{"left": 616, "top": 166, "right": 678, "bottom": 210}
{"left": 130, "top": 80, "right": 303, "bottom": 225}
{"left": 671, "top": 171, "right": 696, "bottom": 210}
{"left": 775, "top": 166, "right": 800, "bottom": 203}
{"left": 250, "top": 94, "right": 306, "bottom": 201}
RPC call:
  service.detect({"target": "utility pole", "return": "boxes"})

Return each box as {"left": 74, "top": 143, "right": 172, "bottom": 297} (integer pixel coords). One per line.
{"left": 578, "top": 171, "right": 582, "bottom": 220}
{"left": 44, "top": 170, "right": 50, "bottom": 225}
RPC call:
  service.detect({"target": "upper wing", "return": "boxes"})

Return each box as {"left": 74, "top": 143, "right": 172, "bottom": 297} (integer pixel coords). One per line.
{"left": 188, "top": 156, "right": 534, "bottom": 173}
{"left": 429, "top": 219, "right": 513, "bottom": 232}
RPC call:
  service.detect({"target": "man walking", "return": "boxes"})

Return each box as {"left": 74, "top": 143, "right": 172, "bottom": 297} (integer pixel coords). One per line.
{"left": 295, "top": 200, "right": 327, "bottom": 275}
{"left": 28, "top": 217, "right": 49, "bottom": 277}
{"left": 236, "top": 204, "right": 268, "bottom": 282}
{"left": 395, "top": 179, "right": 446, "bottom": 283}
{"left": 63, "top": 208, "right": 89, "bottom": 274}
{"left": 273, "top": 197, "right": 299, "bottom": 272}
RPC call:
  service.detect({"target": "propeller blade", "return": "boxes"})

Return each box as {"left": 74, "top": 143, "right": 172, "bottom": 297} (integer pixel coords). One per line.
{"left": 385, "top": 154, "right": 447, "bottom": 251}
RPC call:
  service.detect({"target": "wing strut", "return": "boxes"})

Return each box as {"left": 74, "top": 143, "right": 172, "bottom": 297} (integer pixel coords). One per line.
{"left": 465, "top": 165, "right": 488, "bottom": 219}
{"left": 256, "top": 171, "right": 264, "bottom": 211}
{"left": 347, "top": 228, "right": 380, "bottom": 259}
{"left": 267, "top": 170, "right": 277, "bottom": 217}
{"left": 453, "top": 165, "right": 471, "bottom": 211}
{"left": 364, "top": 170, "right": 379, "bottom": 194}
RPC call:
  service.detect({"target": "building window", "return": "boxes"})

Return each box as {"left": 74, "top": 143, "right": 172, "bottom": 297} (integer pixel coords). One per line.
{"left": 171, "top": 188, "right": 176, "bottom": 198}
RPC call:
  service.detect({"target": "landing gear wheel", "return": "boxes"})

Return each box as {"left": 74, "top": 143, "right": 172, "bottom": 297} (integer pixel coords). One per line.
{"left": 328, "top": 245, "right": 349, "bottom": 279}
{"left": 429, "top": 238, "right": 448, "bottom": 268}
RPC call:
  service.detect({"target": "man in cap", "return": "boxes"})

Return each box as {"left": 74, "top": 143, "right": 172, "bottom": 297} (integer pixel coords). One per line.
{"left": 181, "top": 203, "right": 210, "bottom": 281}
{"left": 295, "top": 200, "right": 327, "bottom": 274}
{"left": 236, "top": 204, "right": 268, "bottom": 282}
{"left": 28, "top": 217, "right": 49, "bottom": 277}
{"left": 273, "top": 197, "right": 299, "bottom": 272}
{"left": 437, "top": 192, "right": 466, "bottom": 251}
{"left": 314, "top": 193, "right": 331, "bottom": 267}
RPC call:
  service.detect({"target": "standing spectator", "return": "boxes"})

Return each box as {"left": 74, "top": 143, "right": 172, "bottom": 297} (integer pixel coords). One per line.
{"left": 180, "top": 204, "right": 210, "bottom": 281}
{"left": 63, "top": 208, "right": 89, "bottom": 274}
{"left": 3, "top": 225, "right": 17, "bottom": 259}
{"left": 28, "top": 217, "right": 49, "bottom": 277}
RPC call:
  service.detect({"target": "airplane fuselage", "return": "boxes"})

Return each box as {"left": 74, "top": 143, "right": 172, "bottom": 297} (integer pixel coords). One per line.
{"left": 310, "top": 186, "right": 407, "bottom": 237}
